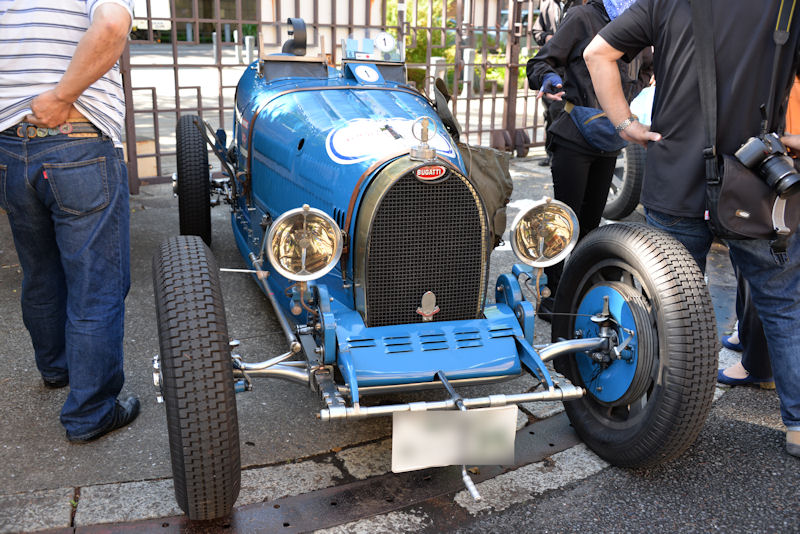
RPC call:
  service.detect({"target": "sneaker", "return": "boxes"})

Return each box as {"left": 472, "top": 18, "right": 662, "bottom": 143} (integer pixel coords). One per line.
{"left": 42, "top": 375, "right": 69, "bottom": 389}
{"left": 67, "top": 396, "right": 140, "bottom": 443}
{"left": 787, "top": 430, "right": 800, "bottom": 458}
{"left": 538, "top": 155, "right": 551, "bottom": 167}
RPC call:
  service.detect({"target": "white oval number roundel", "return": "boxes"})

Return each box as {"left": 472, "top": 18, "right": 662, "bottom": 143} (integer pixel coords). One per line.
{"left": 354, "top": 65, "right": 380, "bottom": 83}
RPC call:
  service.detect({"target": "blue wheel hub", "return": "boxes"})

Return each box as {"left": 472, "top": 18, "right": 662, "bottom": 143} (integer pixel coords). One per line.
{"left": 574, "top": 285, "right": 640, "bottom": 404}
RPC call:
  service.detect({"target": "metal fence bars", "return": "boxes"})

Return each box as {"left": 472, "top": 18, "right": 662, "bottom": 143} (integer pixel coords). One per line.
{"left": 121, "top": 0, "right": 545, "bottom": 191}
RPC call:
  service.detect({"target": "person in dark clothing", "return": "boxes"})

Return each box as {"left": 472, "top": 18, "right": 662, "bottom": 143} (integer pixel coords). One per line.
{"left": 584, "top": 0, "right": 800, "bottom": 458}
{"left": 717, "top": 78, "right": 800, "bottom": 389}
{"left": 532, "top": 0, "right": 564, "bottom": 166}
{"left": 532, "top": 0, "right": 563, "bottom": 46}
{"left": 526, "top": 0, "right": 649, "bottom": 320}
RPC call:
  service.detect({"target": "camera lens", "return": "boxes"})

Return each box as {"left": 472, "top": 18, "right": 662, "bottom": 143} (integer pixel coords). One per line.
{"left": 761, "top": 154, "right": 800, "bottom": 197}
{"left": 775, "top": 173, "right": 800, "bottom": 197}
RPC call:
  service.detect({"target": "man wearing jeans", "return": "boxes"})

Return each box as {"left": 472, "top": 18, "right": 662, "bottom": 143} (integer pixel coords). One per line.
{"left": 0, "top": 0, "right": 138, "bottom": 442}
{"left": 583, "top": 0, "right": 800, "bottom": 457}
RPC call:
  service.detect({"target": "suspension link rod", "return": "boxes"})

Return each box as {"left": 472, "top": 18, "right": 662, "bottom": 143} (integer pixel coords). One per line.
{"left": 320, "top": 382, "right": 584, "bottom": 421}
{"left": 537, "top": 337, "right": 608, "bottom": 362}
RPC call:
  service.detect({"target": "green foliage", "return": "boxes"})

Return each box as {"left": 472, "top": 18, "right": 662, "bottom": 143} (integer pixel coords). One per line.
{"left": 385, "top": 0, "right": 528, "bottom": 92}
{"left": 242, "top": 24, "right": 258, "bottom": 38}
{"left": 387, "top": 0, "right": 455, "bottom": 64}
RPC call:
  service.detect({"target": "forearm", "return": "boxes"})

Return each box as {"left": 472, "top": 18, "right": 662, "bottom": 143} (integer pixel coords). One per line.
{"left": 54, "top": 4, "right": 131, "bottom": 104}
{"left": 584, "top": 34, "right": 661, "bottom": 145}
{"left": 583, "top": 35, "right": 630, "bottom": 125}
{"left": 25, "top": 3, "right": 131, "bottom": 127}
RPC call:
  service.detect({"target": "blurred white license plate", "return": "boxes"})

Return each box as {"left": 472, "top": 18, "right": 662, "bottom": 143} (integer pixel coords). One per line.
{"left": 391, "top": 405, "right": 517, "bottom": 473}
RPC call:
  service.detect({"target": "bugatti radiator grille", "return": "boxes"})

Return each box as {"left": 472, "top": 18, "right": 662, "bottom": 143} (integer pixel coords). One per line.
{"left": 364, "top": 170, "right": 487, "bottom": 327}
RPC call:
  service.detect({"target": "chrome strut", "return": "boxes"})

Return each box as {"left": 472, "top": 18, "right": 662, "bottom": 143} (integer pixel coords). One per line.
{"left": 437, "top": 371, "right": 482, "bottom": 502}
{"left": 248, "top": 252, "right": 302, "bottom": 354}
{"left": 320, "top": 381, "right": 584, "bottom": 421}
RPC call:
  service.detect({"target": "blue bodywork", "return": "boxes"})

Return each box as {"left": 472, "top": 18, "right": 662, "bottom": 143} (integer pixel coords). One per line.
{"left": 232, "top": 60, "right": 463, "bottom": 306}
{"left": 227, "top": 55, "right": 555, "bottom": 399}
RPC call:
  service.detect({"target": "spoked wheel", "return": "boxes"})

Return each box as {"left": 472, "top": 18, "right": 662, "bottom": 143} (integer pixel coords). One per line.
{"left": 153, "top": 235, "right": 240, "bottom": 520}
{"left": 603, "top": 144, "right": 645, "bottom": 220}
{"left": 176, "top": 115, "right": 212, "bottom": 245}
{"left": 552, "top": 223, "right": 717, "bottom": 467}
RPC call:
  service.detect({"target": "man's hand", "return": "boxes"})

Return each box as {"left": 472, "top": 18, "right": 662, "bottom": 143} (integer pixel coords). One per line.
{"left": 23, "top": 3, "right": 131, "bottom": 128}
{"left": 781, "top": 134, "right": 800, "bottom": 152}
{"left": 26, "top": 90, "right": 73, "bottom": 128}
{"left": 619, "top": 120, "right": 662, "bottom": 147}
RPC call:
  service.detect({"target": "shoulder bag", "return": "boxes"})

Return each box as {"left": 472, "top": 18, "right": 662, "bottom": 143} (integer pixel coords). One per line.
{"left": 691, "top": 0, "right": 800, "bottom": 253}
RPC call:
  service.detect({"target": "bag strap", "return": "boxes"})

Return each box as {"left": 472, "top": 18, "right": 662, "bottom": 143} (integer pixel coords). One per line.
{"left": 563, "top": 101, "right": 608, "bottom": 120}
{"left": 689, "top": 0, "right": 718, "bottom": 183}
{"left": 689, "top": 0, "right": 795, "bottom": 185}
{"left": 766, "top": 1, "right": 797, "bottom": 129}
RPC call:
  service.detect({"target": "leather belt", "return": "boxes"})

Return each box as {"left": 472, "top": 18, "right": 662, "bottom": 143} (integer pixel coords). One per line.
{"left": 0, "top": 120, "right": 102, "bottom": 139}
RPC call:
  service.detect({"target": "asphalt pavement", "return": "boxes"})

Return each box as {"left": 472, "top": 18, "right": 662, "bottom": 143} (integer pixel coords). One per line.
{"left": 0, "top": 154, "right": 797, "bottom": 534}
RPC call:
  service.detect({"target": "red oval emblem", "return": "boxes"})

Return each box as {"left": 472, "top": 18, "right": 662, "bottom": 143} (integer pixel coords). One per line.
{"left": 415, "top": 165, "right": 447, "bottom": 181}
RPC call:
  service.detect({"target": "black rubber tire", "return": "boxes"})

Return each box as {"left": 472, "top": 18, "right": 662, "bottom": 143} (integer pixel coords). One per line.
{"left": 176, "top": 115, "right": 212, "bottom": 245}
{"left": 603, "top": 143, "right": 645, "bottom": 220}
{"left": 153, "top": 235, "right": 240, "bottom": 520}
{"left": 552, "top": 223, "right": 717, "bottom": 468}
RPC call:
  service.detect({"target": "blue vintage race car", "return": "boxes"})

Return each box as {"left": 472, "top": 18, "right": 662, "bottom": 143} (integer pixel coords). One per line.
{"left": 152, "top": 19, "right": 718, "bottom": 521}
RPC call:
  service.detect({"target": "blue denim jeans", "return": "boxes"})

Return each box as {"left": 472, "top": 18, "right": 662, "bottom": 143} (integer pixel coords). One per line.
{"left": 644, "top": 208, "right": 715, "bottom": 272}
{"left": 0, "top": 134, "right": 130, "bottom": 436}
{"left": 645, "top": 207, "right": 800, "bottom": 432}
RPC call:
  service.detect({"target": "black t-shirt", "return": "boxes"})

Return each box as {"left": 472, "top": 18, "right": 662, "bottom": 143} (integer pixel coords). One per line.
{"left": 600, "top": 0, "right": 800, "bottom": 217}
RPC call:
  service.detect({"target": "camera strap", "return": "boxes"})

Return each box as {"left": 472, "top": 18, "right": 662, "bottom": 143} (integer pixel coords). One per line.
{"left": 690, "top": 0, "right": 796, "bottom": 252}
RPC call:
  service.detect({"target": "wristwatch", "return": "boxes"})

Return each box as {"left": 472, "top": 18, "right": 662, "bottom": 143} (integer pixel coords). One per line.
{"left": 615, "top": 115, "right": 639, "bottom": 133}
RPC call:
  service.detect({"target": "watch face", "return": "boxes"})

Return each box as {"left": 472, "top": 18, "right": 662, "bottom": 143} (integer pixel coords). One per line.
{"left": 374, "top": 32, "right": 396, "bottom": 53}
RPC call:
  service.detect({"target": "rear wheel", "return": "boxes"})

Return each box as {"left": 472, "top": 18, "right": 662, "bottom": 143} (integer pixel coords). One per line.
{"left": 153, "top": 235, "right": 240, "bottom": 520}
{"left": 603, "top": 144, "right": 645, "bottom": 220}
{"left": 552, "top": 223, "right": 717, "bottom": 467}
{"left": 176, "top": 115, "right": 212, "bottom": 245}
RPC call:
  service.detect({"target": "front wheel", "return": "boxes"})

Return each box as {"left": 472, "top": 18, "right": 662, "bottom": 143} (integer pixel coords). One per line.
{"left": 153, "top": 235, "right": 240, "bottom": 520}
{"left": 552, "top": 223, "right": 717, "bottom": 468}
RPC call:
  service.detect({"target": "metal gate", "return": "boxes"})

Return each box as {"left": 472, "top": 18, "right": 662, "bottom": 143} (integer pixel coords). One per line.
{"left": 122, "top": 0, "right": 544, "bottom": 192}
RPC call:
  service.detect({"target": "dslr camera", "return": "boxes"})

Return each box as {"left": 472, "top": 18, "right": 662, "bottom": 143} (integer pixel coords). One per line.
{"left": 735, "top": 132, "right": 800, "bottom": 197}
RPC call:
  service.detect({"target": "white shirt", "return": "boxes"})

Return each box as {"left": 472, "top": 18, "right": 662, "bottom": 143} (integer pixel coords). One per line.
{"left": 0, "top": 0, "right": 134, "bottom": 145}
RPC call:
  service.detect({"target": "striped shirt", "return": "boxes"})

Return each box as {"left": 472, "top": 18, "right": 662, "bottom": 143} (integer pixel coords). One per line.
{"left": 0, "top": 0, "right": 134, "bottom": 145}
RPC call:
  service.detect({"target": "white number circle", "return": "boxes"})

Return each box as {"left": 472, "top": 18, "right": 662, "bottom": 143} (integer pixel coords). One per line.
{"left": 374, "top": 32, "right": 396, "bottom": 52}
{"left": 354, "top": 65, "right": 380, "bottom": 83}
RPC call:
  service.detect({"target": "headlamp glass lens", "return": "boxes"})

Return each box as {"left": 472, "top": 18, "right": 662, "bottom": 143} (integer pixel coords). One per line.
{"left": 268, "top": 207, "right": 342, "bottom": 280}
{"left": 511, "top": 199, "right": 578, "bottom": 267}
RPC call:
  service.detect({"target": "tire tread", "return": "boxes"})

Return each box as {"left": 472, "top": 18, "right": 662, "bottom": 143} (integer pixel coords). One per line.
{"left": 176, "top": 115, "right": 212, "bottom": 245}
{"left": 555, "top": 223, "right": 717, "bottom": 468}
{"left": 153, "top": 235, "right": 240, "bottom": 520}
